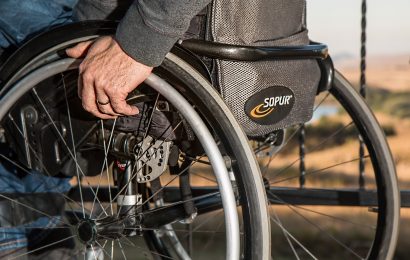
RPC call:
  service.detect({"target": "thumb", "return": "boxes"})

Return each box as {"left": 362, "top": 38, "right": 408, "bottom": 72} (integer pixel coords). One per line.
{"left": 66, "top": 41, "right": 94, "bottom": 58}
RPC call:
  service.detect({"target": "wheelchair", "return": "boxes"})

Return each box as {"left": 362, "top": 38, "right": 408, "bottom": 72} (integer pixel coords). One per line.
{"left": 0, "top": 20, "right": 399, "bottom": 259}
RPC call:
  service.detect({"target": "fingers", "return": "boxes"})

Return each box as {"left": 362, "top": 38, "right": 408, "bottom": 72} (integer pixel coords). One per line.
{"left": 110, "top": 93, "right": 139, "bottom": 116}
{"left": 79, "top": 71, "right": 132, "bottom": 118}
{"left": 80, "top": 72, "right": 115, "bottom": 120}
{"left": 95, "top": 89, "right": 121, "bottom": 116}
{"left": 73, "top": 36, "right": 146, "bottom": 120}
{"left": 66, "top": 41, "right": 94, "bottom": 58}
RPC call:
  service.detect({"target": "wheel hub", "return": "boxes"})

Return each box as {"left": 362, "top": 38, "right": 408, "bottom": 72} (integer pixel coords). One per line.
{"left": 76, "top": 219, "right": 97, "bottom": 245}
{"left": 76, "top": 216, "right": 130, "bottom": 245}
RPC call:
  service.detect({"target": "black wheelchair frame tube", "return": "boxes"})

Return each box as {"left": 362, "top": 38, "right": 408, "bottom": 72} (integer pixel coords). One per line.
{"left": 179, "top": 39, "right": 334, "bottom": 93}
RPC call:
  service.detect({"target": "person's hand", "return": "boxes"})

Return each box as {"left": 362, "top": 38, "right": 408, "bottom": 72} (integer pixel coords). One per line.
{"left": 66, "top": 36, "right": 153, "bottom": 119}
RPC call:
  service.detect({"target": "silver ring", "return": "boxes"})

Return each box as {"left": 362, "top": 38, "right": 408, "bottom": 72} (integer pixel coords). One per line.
{"left": 97, "top": 99, "right": 110, "bottom": 105}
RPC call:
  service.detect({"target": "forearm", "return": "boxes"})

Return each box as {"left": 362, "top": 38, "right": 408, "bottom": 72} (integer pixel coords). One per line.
{"left": 115, "top": 0, "right": 211, "bottom": 67}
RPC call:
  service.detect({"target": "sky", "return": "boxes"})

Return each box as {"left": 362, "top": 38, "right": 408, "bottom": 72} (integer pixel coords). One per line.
{"left": 307, "top": 0, "right": 410, "bottom": 58}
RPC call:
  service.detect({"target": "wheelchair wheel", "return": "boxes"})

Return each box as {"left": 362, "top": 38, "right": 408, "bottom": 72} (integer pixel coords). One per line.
{"left": 255, "top": 71, "right": 399, "bottom": 259}
{"left": 0, "top": 22, "right": 269, "bottom": 259}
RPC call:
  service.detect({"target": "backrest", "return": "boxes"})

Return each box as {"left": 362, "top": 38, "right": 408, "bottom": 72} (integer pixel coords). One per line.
{"left": 203, "top": 0, "right": 321, "bottom": 137}
{"left": 211, "top": 0, "right": 306, "bottom": 45}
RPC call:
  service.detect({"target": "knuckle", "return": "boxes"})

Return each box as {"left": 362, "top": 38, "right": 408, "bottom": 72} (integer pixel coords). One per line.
{"left": 83, "top": 72, "right": 93, "bottom": 82}
{"left": 78, "top": 63, "right": 86, "bottom": 73}
{"left": 111, "top": 105, "right": 124, "bottom": 114}
{"left": 105, "top": 88, "right": 117, "bottom": 96}
{"left": 95, "top": 79, "right": 107, "bottom": 88}
{"left": 99, "top": 107, "right": 109, "bottom": 113}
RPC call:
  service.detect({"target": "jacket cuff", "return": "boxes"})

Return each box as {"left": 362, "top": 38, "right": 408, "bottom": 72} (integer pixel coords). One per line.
{"left": 115, "top": 3, "right": 178, "bottom": 67}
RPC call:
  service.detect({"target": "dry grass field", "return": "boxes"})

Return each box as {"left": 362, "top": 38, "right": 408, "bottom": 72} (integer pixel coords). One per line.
{"left": 336, "top": 55, "right": 410, "bottom": 92}
{"left": 338, "top": 55, "right": 410, "bottom": 188}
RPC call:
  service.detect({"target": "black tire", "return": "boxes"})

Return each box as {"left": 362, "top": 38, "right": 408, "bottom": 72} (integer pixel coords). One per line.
{"left": 332, "top": 72, "right": 399, "bottom": 259}
{"left": 0, "top": 21, "right": 270, "bottom": 259}
{"left": 258, "top": 71, "right": 399, "bottom": 259}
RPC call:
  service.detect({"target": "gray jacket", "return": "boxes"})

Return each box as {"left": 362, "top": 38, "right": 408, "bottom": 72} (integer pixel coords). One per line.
{"left": 74, "top": 0, "right": 211, "bottom": 67}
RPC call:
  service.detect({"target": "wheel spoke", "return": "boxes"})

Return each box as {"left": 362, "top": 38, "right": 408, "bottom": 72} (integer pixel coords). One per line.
{"left": 266, "top": 121, "right": 354, "bottom": 182}
{"left": 120, "top": 190, "right": 220, "bottom": 226}
{"left": 118, "top": 234, "right": 135, "bottom": 247}
{"left": 270, "top": 214, "right": 317, "bottom": 259}
{"left": 114, "top": 94, "right": 160, "bottom": 217}
{"left": 191, "top": 171, "right": 217, "bottom": 183}
{"left": 111, "top": 240, "right": 114, "bottom": 260}
{"left": 6, "top": 115, "right": 88, "bottom": 217}
{"left": 31, "top": 88, "right": 109, "bottom": 216}
{"left": 0, "top": 226, "right": 70, "bottom": 231}
{"left": 114, "top": 93, "right": 160, "bottom": 217}
{"left": 261, "top": 92, "right": 331, "bottom": 177}
{"left": 135, "top": 155, "right": 208, "bottom": 214}
{"left": 118, "top": 238, "right": 176, "bottom": 260}
{"left": 0, "top": 153, "right": 68, "bottom": 194}
{"left": 90, "top": 244, "right": 99, "bottom": 260}
{"left": 0, "top": 55, "right": 272, "bottom": 260}
{"left": 0, "top": 193, "right": 71, "bottom": 227}
{"left": 98, "top": 120, "right": 185, "bottom": 219}
{"left": 268, "top": 190, "right": 365, "bottom": 259}
{"left": 202, "top": 214, "right": 225, "bottom": 251}
{"left": 8, "top": 235, "right": 76, "bottom": 260}
{"left": 104, "top": 119, "right": 116, "bottom": 216}
{"left": 270, "top": 205, "right": 300, "bottom": 260}
{"left": 258, "top": 73, "right": 396, "bottom": 258}
{"left": 182, "top": 210, "right": 223, "bottom": 240}
{"left": 95, "top": 240, "right": 111, "bottom": 258}
{"left": 62, "top": 73, "right": 86, "bottom": 218}
{"left": 90, "top": 118, "right": 117, "bottom": 217}
{"left": 268, "top": 196, "right": 375, "bottom": 229}
{"left": 142, "top": 93, "right": 160, "bottom": 141}
{"left": 117, "top": 239, "right": 128, "bottom": 260}
{"left": 270, "top": 155, "right": 370, "bottom": 185}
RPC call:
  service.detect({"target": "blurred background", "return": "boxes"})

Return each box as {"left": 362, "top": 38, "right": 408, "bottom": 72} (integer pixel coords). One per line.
{"left": 308, "top": 0, "right": 409, "bottom": 258}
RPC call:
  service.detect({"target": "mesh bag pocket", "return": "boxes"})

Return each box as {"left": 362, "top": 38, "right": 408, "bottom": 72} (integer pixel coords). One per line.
{"left": 210, "top": 0, "right": 321, "bottom": 137}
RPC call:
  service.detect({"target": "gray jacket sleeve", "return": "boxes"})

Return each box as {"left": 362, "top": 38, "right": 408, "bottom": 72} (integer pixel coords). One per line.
{"left": 115, "top": 0, "right": 211, "bottom": 67}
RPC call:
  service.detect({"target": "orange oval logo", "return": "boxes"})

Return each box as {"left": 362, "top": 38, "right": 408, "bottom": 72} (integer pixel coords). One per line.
{"left": 245, "top": 86, "right": 295, "bottom": 125}
{"left": 250, "top": 104, "right": 274, "bottom": 118}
